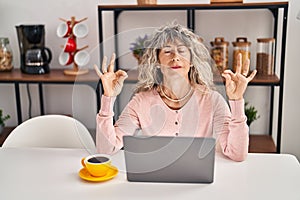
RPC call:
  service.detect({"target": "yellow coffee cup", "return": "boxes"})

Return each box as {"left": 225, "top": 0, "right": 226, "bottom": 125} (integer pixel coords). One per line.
{"left": 81, "top": 154, "right": 112, "bottom": 177}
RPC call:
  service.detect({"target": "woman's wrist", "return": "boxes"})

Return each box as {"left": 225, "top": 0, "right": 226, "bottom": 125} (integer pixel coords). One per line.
{"left": 103, "top": 91, "right": 115, "bottom": 97}
{"left": 228, "top": 97, "right": 243, "bottom": 101}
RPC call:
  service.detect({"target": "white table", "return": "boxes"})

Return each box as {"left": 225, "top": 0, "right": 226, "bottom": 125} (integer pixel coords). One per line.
{"left": 0, "top": 147, "right": 299, "bottom": 200}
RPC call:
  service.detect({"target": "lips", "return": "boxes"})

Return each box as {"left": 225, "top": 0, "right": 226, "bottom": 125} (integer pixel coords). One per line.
{"left": 171, "top": 66, "right": 182, "bottom": 69}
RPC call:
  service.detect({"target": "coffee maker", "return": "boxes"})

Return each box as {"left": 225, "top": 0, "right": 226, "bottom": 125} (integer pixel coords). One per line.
{"left": 16, "top": 24, "right": 52, "bottom": 74}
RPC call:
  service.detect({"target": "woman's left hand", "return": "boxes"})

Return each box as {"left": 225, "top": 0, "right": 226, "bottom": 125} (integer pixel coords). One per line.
{"left": 222, "top": 53, "right": 257, "bottom": 100}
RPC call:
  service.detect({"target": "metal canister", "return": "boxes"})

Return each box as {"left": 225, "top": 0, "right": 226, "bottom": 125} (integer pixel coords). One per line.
{"left": 0, "top": 37, "right": 13, "bottom": 72}
{"left": 210, "top": 37, "right": 229, "bottom": 73}
{"left": 232, "top": 37, "right": 251, "bottom": 74}
{"left": 256, "top": 38, "right": 275, "bottom": 75}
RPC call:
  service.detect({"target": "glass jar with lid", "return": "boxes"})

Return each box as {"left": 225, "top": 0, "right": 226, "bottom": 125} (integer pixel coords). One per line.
{"left": 210, "top": 37, "right": 229, "bottom": 74}
{"left": 0, "top": 37, "right": 13, "bottom": 72}
{"left": 232, "top": 37, "right": 251, "bottom": 74}
{"left": 256, "top": 38, "right": 275, "bottom": 75}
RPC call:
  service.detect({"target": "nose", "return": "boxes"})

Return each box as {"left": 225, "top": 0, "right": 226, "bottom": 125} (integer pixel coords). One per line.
{"left": 171, "top": 51, "right": 180, "bottom": 62}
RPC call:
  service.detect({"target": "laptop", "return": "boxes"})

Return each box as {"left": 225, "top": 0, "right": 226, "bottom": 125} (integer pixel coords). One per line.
{"left": 123, "top": 136, "right": 216, "bottom": 183}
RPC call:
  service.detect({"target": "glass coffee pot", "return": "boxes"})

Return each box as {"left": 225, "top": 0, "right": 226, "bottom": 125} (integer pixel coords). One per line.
{"left": 25, "top": 48, "right": 52, "bottom": 67}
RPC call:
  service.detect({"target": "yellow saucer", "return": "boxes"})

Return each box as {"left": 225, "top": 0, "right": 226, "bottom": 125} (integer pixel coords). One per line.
{"left": 79, "top": 165, "right": 118, "bottom": 182}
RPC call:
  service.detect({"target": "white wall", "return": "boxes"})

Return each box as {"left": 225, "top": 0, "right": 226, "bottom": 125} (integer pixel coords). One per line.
{"left": 0, "top": 0, "right": 299, "bottom": 159}
{"left": 281, "top": 0, "right": 300, "bottom": 159}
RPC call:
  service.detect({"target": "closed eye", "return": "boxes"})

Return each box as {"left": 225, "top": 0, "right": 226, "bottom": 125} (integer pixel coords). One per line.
{"left": 178, "top": 46, "right": 189, "bottom": 54}
{"left": 162, "top": 47, "right": 172, "bottom": 53}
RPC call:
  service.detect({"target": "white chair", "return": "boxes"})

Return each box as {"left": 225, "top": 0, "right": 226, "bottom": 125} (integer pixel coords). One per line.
{"left": 2, "top": 115, "right": 96, "bottom": 152}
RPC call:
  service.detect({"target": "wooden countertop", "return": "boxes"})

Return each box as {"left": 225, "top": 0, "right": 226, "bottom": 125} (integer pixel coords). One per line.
{"left": 0, "top": 69, "right": 99, "bottom": 83}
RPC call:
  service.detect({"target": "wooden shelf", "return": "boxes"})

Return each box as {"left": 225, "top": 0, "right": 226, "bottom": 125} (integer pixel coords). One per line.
{"left": 249, "top": 134, "right": 276, "bottom": 153}
{"left": 0, "top": 69, "right": 99, "bottom": 84}
{"left": 0, "top": 127, "right": 15, "bottom": 147}
{"left": 213, "top": 74, "right": 280, "bottom": 85}
{"left": 99, "top": 2, "right": 288, "bottom": 10}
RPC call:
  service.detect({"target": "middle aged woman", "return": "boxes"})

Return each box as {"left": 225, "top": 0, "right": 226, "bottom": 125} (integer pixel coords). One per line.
{"left": 94, "top": 23, "right": 257, "bottom": 162}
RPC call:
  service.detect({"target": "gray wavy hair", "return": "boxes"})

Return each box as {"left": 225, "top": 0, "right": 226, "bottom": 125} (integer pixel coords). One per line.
{"left": 135, "top": 23, "right": 215, "bottom": 93}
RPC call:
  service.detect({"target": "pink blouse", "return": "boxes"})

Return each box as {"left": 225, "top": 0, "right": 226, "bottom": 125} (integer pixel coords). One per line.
{"left": 96, "top": 86, "right": 249, "bottom": 161}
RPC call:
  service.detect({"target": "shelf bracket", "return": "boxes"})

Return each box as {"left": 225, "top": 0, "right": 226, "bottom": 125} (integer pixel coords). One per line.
{"left": 114, "top": 10, "right": 122, "bottom": 21}
{"left": 268, "top": 8, "right": 278, "bottom": 19}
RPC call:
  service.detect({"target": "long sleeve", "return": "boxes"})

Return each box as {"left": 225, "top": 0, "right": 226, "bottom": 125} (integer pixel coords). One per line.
{"left": 96, "top": 95, "right": 140, "bottom": 154}
{"left": 213, "top": 95, "right": 249, "bottom": 162}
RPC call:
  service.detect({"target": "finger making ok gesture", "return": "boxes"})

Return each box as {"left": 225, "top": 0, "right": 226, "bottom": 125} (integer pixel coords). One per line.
{"left": 222, "top": 53, "right": 257, "bottom": 100}
{"left": 94, "top": 53, "right": 128, "bottom": 97}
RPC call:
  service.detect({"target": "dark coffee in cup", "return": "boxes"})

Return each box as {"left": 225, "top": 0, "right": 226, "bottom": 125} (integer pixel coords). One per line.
{"left": 88, "top": 156, "right": 109, "bottom": 163}
{"left": 82, "top": 154, "right": 112, "bottom": 176}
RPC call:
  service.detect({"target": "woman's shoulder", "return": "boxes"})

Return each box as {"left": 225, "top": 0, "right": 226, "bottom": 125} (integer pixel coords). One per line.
{"left": 131, "top": 88, "right": 158, "bottom": 102}
{"left": 193, "top": 84, "right": 225, "bottom": 101}
{"left": 193, "top": 84, "right": 214, "bottom": 96}
{"left": 135, "top": 88, "right": 157, "bottom": 96}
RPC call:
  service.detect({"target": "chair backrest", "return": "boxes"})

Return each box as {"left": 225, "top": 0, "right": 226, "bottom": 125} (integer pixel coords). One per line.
{"left": 2, "top": 115, "right": 96, "bottom": 151}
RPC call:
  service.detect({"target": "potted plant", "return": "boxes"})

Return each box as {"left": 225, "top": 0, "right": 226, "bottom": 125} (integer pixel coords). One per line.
{"left": 130, "top": 34, "right": 149, "bottom": 64}
{"left": 244, "top": 102, "right": 260, "bottom": 127}
{"left": 0, "top": 109, "right": 10, "bottom": 134}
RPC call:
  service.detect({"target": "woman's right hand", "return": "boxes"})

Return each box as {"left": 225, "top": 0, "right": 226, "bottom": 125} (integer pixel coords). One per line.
{"left": 94, "top": 53, "right": 128, "bottom": 97}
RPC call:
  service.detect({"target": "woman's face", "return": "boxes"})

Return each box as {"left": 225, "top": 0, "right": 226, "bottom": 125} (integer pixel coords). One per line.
{"left": 158, "top": 40, "right": 192, "bottom": 81}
